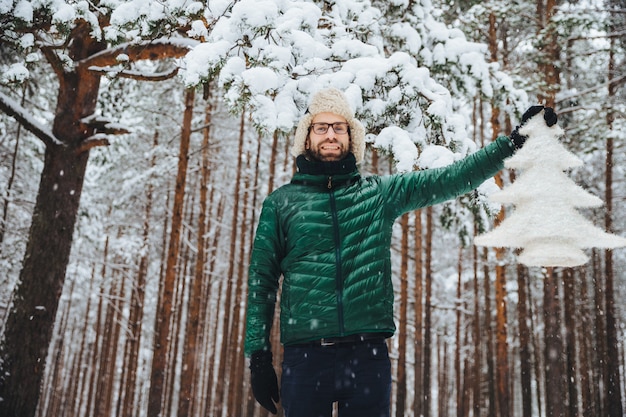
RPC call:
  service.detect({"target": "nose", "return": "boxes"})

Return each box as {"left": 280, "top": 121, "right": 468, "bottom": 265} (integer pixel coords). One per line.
{"left": 326, "top": 125, "right": 339, "bottom": 138}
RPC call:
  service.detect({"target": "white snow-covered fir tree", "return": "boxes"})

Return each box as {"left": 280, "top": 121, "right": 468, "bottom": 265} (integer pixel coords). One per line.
{"left": 474, "top": 111, "right": 626, "bottom": 267}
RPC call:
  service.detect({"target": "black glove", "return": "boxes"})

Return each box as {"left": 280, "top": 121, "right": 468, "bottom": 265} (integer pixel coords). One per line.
{"left": 250, "top": 350, "right": 280, "bottom": 414}
{"left": 509, "top": 105, "right": 558, "bottom": 149}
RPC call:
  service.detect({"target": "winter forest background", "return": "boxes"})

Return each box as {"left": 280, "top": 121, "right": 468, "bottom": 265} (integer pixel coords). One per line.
{"left": 0, "top": 0, "right": 625, "bottom": 416}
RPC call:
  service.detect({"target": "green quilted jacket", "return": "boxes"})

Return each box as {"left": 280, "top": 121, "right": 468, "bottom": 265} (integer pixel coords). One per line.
{"left": 244, "top": 136, "right": 515, "bottom": 356}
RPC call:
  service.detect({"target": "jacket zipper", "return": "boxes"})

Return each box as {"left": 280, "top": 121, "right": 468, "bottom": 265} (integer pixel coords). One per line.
{"left": 328, "top": 177, "right": 345, "bottom": 335}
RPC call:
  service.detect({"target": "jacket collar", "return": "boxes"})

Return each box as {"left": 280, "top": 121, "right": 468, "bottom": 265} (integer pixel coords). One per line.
{"left": 291, "top": 153, "right": 360, "bottom": 189}
{"left": 295, "top": 153, "right": 357, "bottom": 176}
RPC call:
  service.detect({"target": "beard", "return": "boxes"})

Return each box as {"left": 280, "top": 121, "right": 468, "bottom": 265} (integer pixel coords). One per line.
{"left": 305, "top": 141, "right": 350, "bottom": 162}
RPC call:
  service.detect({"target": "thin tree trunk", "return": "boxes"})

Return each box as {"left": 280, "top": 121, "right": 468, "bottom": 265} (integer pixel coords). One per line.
{"left": 578, "top": 267, "right": 593, "bottom": 417}
{"left": 527, "top": 273, "right": 543, "bottom": 417}
{"left": 214, "top": 109, "right": 247, "bottom": 414}
{"left": 203, "top": 196, "right": 226, "bottom": 415}
{"left": 544, "top": 267, "right": 564, "bottom": 417}
{"left": 0, "top": 86, "right": 25, "bottom": 251}
{"left": 395, "top": 213, "right": 409, "bottom": 417}
{"left": 483, "top": 247, "right": 496, "bottom": 417}
{"left": 164, "top": 190, "right": 195, "bottom": 415}
{"left": 604, "top": 35, "right": 623, "bottom": 417}
{"left": 148, "top": 87, "right": 195, "bottom": 416}
{"left": 592, "top": 249, "right": 606, "bottom": 417}
{"left": 422, "top": 206, "right": 433, "bottom": 417}
{"left": 454, "top": 247, "right": 462, "bottom": 417}
{"left": 472, "top": 242, "right": 481, "bottom": 417}
{"left": 230, "top": 150, "right": 253, "bottom": 415}
{"left": 178, "top": 88, "right": 214, "bottom": 417}
{"left": 245, "top": 132, "right": 264, "bottom": 416}
{"left": 487, "top": 13, "right": 511, "bottom": 409}
{"left": 563, "top": 269, "right": 579, "bottom": 417}
{"left": 517, "top": 263, "right": 533, "bottom": 417}
{"left": 413, "top": 210, "right": 423, "bottom": 416}
{"left": 121, "top": 130, "right": 158, "bottom": 417}
{"left": 73, "top": 267, "right": 97, "bottom": 417}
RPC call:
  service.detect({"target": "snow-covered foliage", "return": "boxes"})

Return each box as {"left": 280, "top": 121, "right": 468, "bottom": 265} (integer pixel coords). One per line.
{"left": 179, "top": 0, "right": 526, "bottom": 171}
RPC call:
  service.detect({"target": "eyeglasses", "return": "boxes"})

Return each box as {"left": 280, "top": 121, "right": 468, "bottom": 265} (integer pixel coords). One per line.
{"left": 309, "top": 122, "right": 350, "bottom": 135}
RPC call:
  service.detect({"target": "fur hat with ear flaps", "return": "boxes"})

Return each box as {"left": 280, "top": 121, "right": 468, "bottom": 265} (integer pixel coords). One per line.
{"left": 292, "top": 88, "right": 366, "bottom": 163}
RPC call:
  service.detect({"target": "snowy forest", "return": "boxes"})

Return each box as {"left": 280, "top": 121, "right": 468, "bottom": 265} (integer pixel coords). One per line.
{"left": 0, "top": 0, "right": 625, "bottom": 416}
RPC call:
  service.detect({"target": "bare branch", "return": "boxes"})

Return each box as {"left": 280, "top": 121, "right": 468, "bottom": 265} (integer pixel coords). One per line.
{"left": 556, "top": 74, "right": 626, "bottom": 105}
{"left": 75, "top": 135, "right": 110, "bottom": 155}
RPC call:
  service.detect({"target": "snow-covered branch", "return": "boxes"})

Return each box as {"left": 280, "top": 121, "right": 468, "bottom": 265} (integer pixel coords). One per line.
{"left": 79, "top": 38, "right": 199, "bottom": 70}
{"left": 87, "top": 66, "right": 180, "bottom": 81}
{"left": 0, "top": 90, "right": 63, "bottom": 148}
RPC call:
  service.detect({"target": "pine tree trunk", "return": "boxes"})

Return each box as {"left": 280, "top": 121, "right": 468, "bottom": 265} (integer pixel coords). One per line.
{"left": 527, "top": 275, "right": 543, "bottom": 417}
{"left": 121, "top": 130, "right": 158, "bottom": 417}
{"left": 487, "top": 15, "right": 511, "bottom": 407}
{"left": 604, "top": 36, "right": 623, "bottom": 417}
{"left": 543, "top": 268, "right": 564, "bottom": 417}
{"left": 471, "top": 243, "right": 481, "bottom": 417}
{"left": 148, "top": 87, "right": 195, "bottom": 416}
{"left": 0, "top": 142, "right": 91, "bottom": 417}
{"left": 230, "top": 151, "right": 252, "bottom": 415}
{"left": 516, "top": 264, "right": 533, "bottom": 417}
{"left": 592, "top": 250, "right": 607, "bottom": 417}
{"left": 482, "top": 247, "right": 496, "bottom": 417}
{"left": 413, "top": 210, "right": 424, "bottom": 416}
{"left": 215, "top": 109, "right": 246, "bottom": 414}
{"left": 563, "top": 269, "right": 579, "bottom": 417}
{"left": 395, "top": 213, "right": 409, "bottom": 417}
{"left": 454, "top": 248, "right": 463, "bottom": 417}
{"left": 422, "top": 206, "right": 433, "bottom": 417}
{"left": 0, "top": 22, "right": 106, "bottom": 416}
{"left": 178, "top": 90, "right": 214, "bottom": 417}
{"left": 578, "top": 268, "right": 593, "bottom": 417}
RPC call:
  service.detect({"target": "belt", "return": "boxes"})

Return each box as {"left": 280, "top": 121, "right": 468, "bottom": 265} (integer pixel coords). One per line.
{"left": 293, "top": 333, "right": 386, "bottom": 347}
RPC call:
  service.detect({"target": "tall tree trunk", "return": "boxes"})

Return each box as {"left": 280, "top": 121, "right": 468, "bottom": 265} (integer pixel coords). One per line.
{"left": 178, "top": 88, "right": 214, "bottom": 417}
{"left": 592, "top": 249, "right": 607, "bottom": 417}
{"left": 527, "top": 274, "right": 543, "bottom": 417}
{"left": 214, "top": 109, "right": 246, "bottom": 414}
{"left": 482, "top": 247, "right": 496, "bottom": 417}
{"left": 395, "top": 213, "right": 409, "bottom": 417}
{"left": 0, "top": 22, "right": 106, "bottom": 416}
{"left": 562, "top": 268, "right": 578, "bottom": 417}
{"left": 487, "top": 13, "right": 511, "bottom": 411}
{"left": 471, "top": 98, "right": 482, "bottom": 417}
{"left": 230, "top": 150, "right": 253, "bottom": 415}
{"left": 604, "top": 34, "right": 623, "bottom": 417}
{"left": 148, "top": 88, "right": 195, "bottom": 416}
{"left": 516, "top": 264, "right": 533, "bottom": 417}
{"left": 163, "top": 191, "right": 195, "bottom": 415}
{"left": 454, "top": 248, "right": 463, "bottom": 417}
{"left": 578, "top": 268, "right": 593, "bottom": 417}
{"left": 121, "top": 130, "right": 158, "bottom": 417}
{"left": 0, "top": 144, "right": 91, "bottom": 417}
{"left": 472, "top": 243, "right": 481, "bottom": 417}
{"left": 413, "top": 210, "right": 424, "bottom": 416}
{"left": 422, "top": 206, "right": 433, "bottom": 417}
{"left": 543, "top": 268, "right": 564, "bottom": 417}
{"left": 73, "top": 267, "right": 97, "bottom": 417}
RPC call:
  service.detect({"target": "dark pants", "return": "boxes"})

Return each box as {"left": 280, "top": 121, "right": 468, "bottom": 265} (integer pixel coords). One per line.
{"left": 281, "top": 340, "right": 391, "bottom": 417}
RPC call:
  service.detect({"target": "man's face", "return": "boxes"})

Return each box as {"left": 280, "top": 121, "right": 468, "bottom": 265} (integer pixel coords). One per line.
{"left": 305, "top": 112, "right": 351, "bottom": 162}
